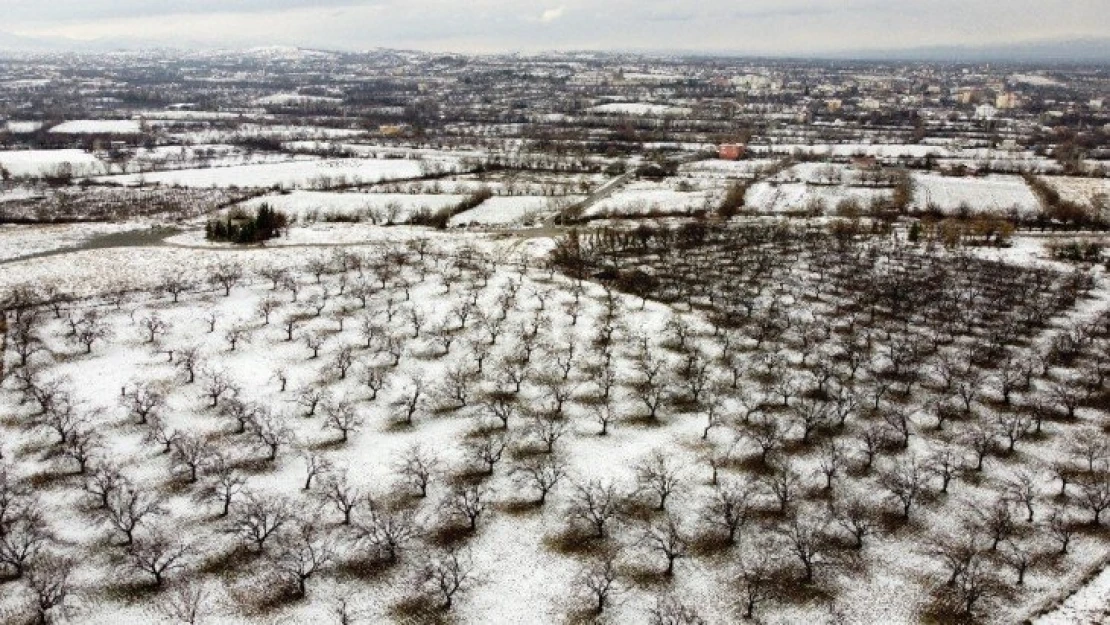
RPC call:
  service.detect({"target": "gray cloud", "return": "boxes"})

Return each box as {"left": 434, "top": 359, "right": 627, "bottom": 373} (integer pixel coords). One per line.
{"left": 5, "top": 0, "right": 1106, "bottom": 55}
{"left": 2, "top": 0, "right": 376, "bottom": 21}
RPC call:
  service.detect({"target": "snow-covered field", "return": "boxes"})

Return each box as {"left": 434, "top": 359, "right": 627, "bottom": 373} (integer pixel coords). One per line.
{"left": 0, "top": 149, "right": 108, "bottom": 178}
{"left": 4, "top": 121, "right": 43, "bottom": 134}
{"left": 585, "top": 181, "right": 720, "bottom": 218}
{"left": 911, "top": 173, "right": 1042, "bottom": 216}
{"left": 0, "top": 222, "right": 1108, "bottom": 625}
{"left": 449, "top": 196, "right": 581, "bottom": 227}
{"left": 255, "top": 94, "right": 343, "bottom": 106}
{"left": 234, "top": 191, "right": 468, "bottom": 225}
{"left": 0, "top": 222, "right": 146, "bottom": 262}
{"left": 49, "top": 120, "right": 143, "bottom": 135}
{"left": 590, "top": 103, "right": 693, "bottom": 116}
{"left": 95, "top": 158, "right": 441, "bottom": 190}
{"left": 678, "top": 159, "right": 784, "bottom": 180}
{"left": 744, "top": 181, "right": 891, "bottom": 214}
{"left": 1043, "top": 177, "right": 1110, "bottom": 210}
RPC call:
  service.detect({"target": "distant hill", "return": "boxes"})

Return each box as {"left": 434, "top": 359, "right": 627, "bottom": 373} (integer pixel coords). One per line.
{"left": 825, "top": 37, "right": 1110, "bottom": 64}
{"left": 1, "top": 31, "right": 1107, "bottom": 64}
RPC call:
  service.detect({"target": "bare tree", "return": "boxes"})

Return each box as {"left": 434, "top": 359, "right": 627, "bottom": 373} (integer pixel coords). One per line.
{"left": 356, "top": 507, "right": 416, "bottom": 564}
{"left": 323, "top": 398, "right": 363, "bottom": 443}
{"left": 817, "top": 440, "right": 846, "bottom": 491}
{"left": 567, "top": 479, "right": 622, "bottom": 539}
{"left": 831, "top": 494, "right": 879, "bottom": 549}
{"left": 323, "top": 342, "right": 353, "bottom": 379}
{"left": 514, "top": 456, "right": 567, "bottom": 505}
{"left": 765, "top": 460, "right": 802, "bottom": 514}
{"left": 1046, "top": 507, "right": 1076, "bottom": 554}
{"left": 208, "top": 262, "right": 243, "bottom": 297}
{"left": 160, "top": 276, "right": 194, "bottom": 304}
{"left": 102, "top": 487, "right": 163, "bottom": 545}
{"left": 0, "top": 506, "right": 50, "bottom": 580}
{"left": 971, "top": 498, "right": 1015, "bottom": 551}
{"left": 321, "top": 472, "right": 362, "bottom": 525}
{"left": 230, "top": 494, "right": 291, "bottom": 552}
{"left": 780, "top": 515, "right": 829, "bottom": 583}
{"left": 578, "top": 555, "right": 619, "bottom": 615}
{"left": 139, "top": 313, "right": 171, "bottom": 344}
{"left": 296, "top": 387, "right": 326, "bottom": 417}
{"left": 250, "top": 408, "right": 294, "bottom": 462}
{"left": 466, "top": 432, "right": 507, "bottom": 476}
{"left": 72, "top": 311, "right": 110, "bottom": 354}
{"left": 395, "top": 445, "right": 438, "bottom": 498}
{"left": 25, "top": 553, "right": 75, "bottom": 625}
{"left": 257, "top": 295, "right": 281, "bottom": 325}
{"left": 442, "top": 483, "right": 486, "bottom": 531}
{"left": 271, "top": 520, "right": 334, "bottom": 598}
{"left": 176, "top": 346, "right": 203, "bottom": 384}
{"left": 736, "top": 552, "right": 774, "bottom": 619}
{"left": 648, "top": 595, "right": 704, "bottom": 625}
{"left": 83, "top": 461, "right": 129, "bottom": 510}
{"left": 527, "top": 410, "right": 568, "bottom": 454}
{"left": 302, "top": 331, "right": 326, "bottom": 359}
{"left": 120, "top": 382, "right": 165, "bottom": 425}
{"left": 223, "top": 324, "right": 250, "bottom": 352}
{"left": 171, "top": 434, "right": 210, "bottom": 483}
{"left": 701, "top": 479, "right": 751, "bottom": 545}
{"left": 636, "top": 450, "right": 684, "bottom": 511}
{"left": 201, "top": 368, "right": 237, "bottom": 409}
{"left": 156, "top": 581, "right": 213, "bottom": 625}
{"left": 419, "top": 547, "right": 476, "bottom": 611}
{"left": 925, "top": 444, "right": 963, "bottom": 493}
{"left": 1076, "top": 473, "right": 1110, "bottom": 525}
{"left": 302, "top": 453, "right": 333, "bottom": 491}
{"left": 1004, "top": 470, "right": 1038, "bottom": 523}
{"left": 393, "top": 378, "right": 425, "bottom": 426}
{"left": 124, "top": 528, "right": 192, "bottom": 587}
{"left": 196, "top": 455, "right": 245, "bottom": 517}
{"left": 880, "top": 455, "right": 926, "bottom": 519}
{"left": 640, "top": 515, "right": 689, "bottom": 576}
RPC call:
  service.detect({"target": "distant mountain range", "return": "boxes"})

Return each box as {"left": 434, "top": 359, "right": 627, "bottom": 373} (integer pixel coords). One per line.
{"left": 825, "top": 37, "right": 1110, "bottom": 64}
{"left": 1, "top": 30, "right": 1108, "bottom": 64}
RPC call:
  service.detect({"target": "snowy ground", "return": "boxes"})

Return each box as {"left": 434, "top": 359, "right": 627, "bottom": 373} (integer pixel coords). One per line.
{"left": 744, "top": 181, "right": 891, "bottom": 214}
{"left": 0, "top": 149, "right": 108, "bottom": 178}
{"left": 585, "top": 180, "right": 722, "bottom": 218}
{"left": 449, "top": 196, "right": 582, "bottom": 227}
{"left": 1043, "top": 177, "right": 1110, "bottom": 211}
{"left": 0, "top": 222, "right": 148, "bottom": 262}
{"left": 234, "top": 191, "right": 469, "bottom": 225}
{"left": 678, "top": 159, "right": 783, "bottom": 180}
{"left": 589, "top": 103, "right": 693, "bottom": 116}
{"left": 911, "top": 173, "right": 1041, "bottom": 216}
{"left": 94, "top": 158, "right": 445, "bottom": 190}
{"left": 0, "top": 221, "right": 1107, "bottom": 625}
{"left": 49, "top": 120, "right": 143, "bottom": 135}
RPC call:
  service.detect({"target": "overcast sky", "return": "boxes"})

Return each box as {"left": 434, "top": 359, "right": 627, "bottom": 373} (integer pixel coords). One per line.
{"left": 4, "top": 0, "right": 1106, "bottom": 54}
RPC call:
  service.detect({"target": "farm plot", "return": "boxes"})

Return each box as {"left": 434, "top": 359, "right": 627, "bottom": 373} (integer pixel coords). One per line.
{"left": 95, "top": 158, "right": 446, "bottom": 190}
{"left": 678, "top": 159, "right": 784, "bottom": 181}
{"left": 0, "top": 149, "right": 109, "bottom": 179}
{"left": 235, "top": 191, "right": 469, "bottom": 225}
{"left": 0, "top": 186, "right": 254, "bottom": 222}
{"left": 0, "top": 223, "right": 1106, "bottom": 625}
{"left": 744, "top": 181, "right": 891, "bottom": 214}
{"left": 1042, "top": 177, "right": 1110, "bottom": 211}
{"left": 49, "top": 120, "right": 143, "bottom": 135}
{"left": 910, "top": 173, "right": 1042, "bottom": 217}
{"left": 583, "top": 180, "right": 723, "bottom": 219}
{"left": 448, "top": 196, "right": 582, "bottom": 227}
{"left": 0, "top": 222, "right": 144, "bottom": 262}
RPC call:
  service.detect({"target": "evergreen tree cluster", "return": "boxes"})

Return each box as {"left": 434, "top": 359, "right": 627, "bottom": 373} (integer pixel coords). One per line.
{"left": 206, "top": 204, "right": 289, "bottom": 244}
